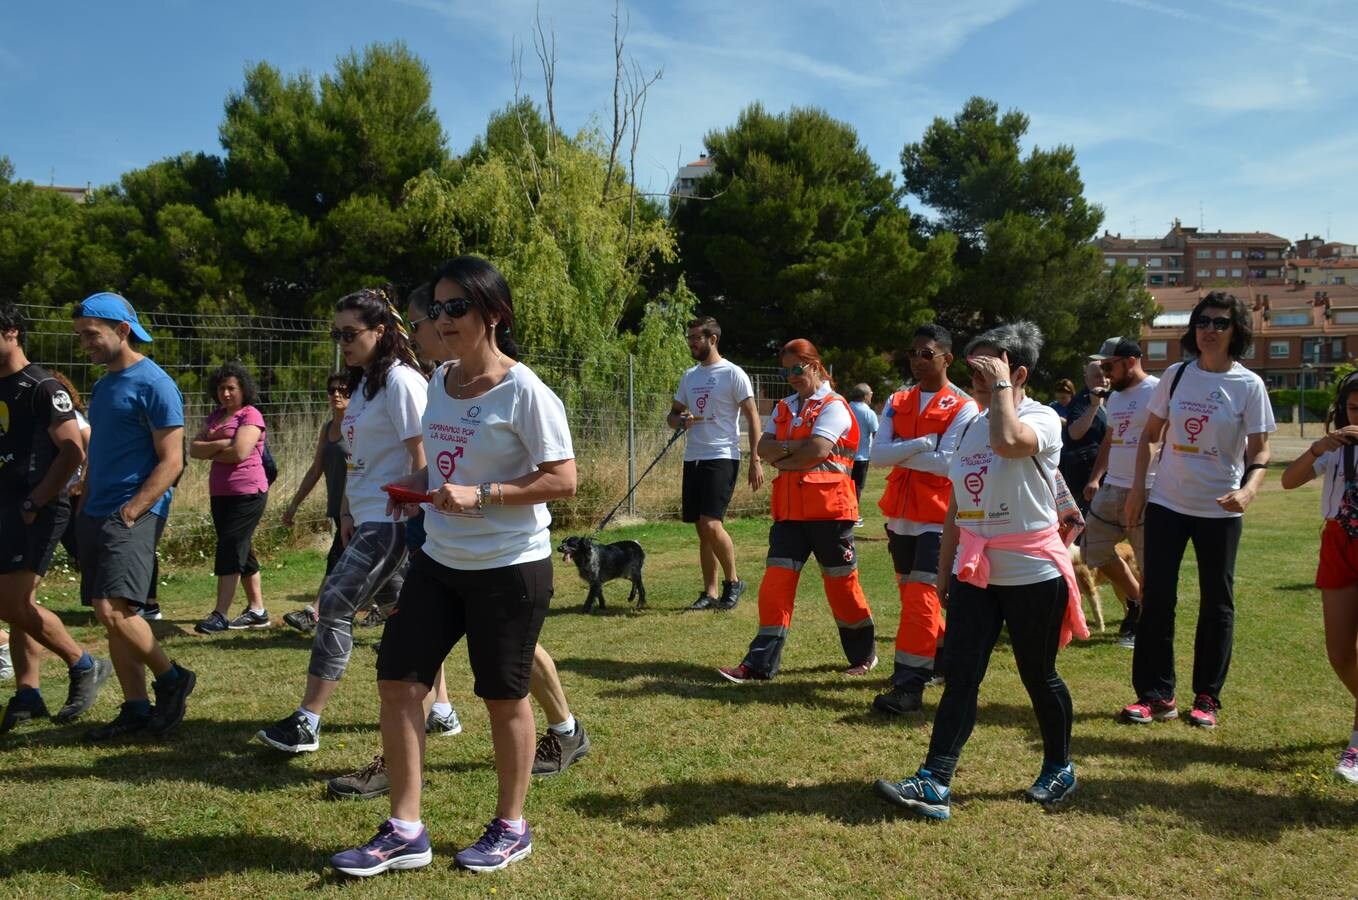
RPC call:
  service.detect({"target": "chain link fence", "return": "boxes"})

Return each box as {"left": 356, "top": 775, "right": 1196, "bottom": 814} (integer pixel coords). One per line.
{"left": 20, "top": 306, "right": 783, "bottom": 550}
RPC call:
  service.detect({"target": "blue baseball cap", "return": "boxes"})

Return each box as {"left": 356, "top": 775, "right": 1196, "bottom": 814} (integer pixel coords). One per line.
{"left": 75, "top": 292, "right": 153, "bottom": 343}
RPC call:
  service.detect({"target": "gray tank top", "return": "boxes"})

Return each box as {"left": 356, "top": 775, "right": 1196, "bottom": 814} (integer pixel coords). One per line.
{"left": 320, "top": 421, "right": 349, "bottom": 518}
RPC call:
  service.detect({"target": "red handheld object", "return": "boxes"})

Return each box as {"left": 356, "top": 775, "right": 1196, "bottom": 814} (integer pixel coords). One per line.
{"left": 383, "top": 483, "right": 433, "bottom": 504}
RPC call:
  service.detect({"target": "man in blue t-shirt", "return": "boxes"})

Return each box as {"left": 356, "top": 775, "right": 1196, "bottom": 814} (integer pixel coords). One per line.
{"left": 847, "top": 384, "right": 879, "bottom": 527}
{"left": 72, "top": 293, "right": 195, "bottom": 741}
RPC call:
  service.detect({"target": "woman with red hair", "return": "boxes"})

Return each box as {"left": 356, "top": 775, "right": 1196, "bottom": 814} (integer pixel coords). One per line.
{"left": 719, "top": 339, "right": 876, "bottom": 682}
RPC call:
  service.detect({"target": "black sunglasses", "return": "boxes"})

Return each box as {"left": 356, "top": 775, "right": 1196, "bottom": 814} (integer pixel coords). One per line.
{"left": 326, "top": 385, "right": 350, "bottom": 397}
{"left": 1194, "top": 316, "right": 1232, "bottom": 332}
{"left": 330, "top": 327, "right": 372, "bottom": 344}
{"left": 427, "top": 298, "right": 474, "bottom": 321}
{"left": 778, "top": 364, "right": 809, "bottom": 377}
{"left": 907, "top": 348, "right": 942, "bottom": 361}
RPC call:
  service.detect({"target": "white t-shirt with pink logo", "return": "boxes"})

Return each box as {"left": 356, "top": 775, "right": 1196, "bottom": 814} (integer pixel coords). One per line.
{"left": 675, "top": 359, "right": 754, "bottom": 461}
{"left": 1147, "top": 361, "right": 1275, "bottom": 518}
{"left": 421, "top": 361, "right": 574, "bottom": 570}
{"left": 947, "top": 397, "right": 1063, "bottom": 585}
{"left": 341, "top": 364, "right": 428, "bottom": 525}
{"left": 1102, "top": 375, "right": 1160, "bottom": 489}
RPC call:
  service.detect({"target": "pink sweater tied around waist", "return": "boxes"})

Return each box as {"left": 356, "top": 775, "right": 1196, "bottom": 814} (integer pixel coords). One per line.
{"left": 955, "top": 522, "right": 1089, "bottom": 648}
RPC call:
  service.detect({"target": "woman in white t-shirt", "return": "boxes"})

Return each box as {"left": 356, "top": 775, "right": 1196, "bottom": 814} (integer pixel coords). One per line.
{"left": 1121, "top": 292, "right": 1274, "bottom": 731}
{"left": 331, "top": 256, "right": 576, "bottom": 878}
{"left": 1281, "top": 373, "right": 1358, "bottom": 784}
{"left": 257, "top": 287, "right": 427, "bottom": 755}
{"left": 875, "top": 321, "right": 1085, "bottom": 822}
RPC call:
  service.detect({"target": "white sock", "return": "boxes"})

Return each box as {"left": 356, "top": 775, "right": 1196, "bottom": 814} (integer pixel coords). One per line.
{"left": 1350, "top": 729, "right": 1358, "bottom": 749}
{"left": 297, "top": 707, "right": 320, "bottom": 731}
{"left": 549, "top": 715, "right": 576, "bottom": 735}
{"left": 389, "top": 816, "right": 423, "bottom": 838}
{"left": 497, "top": 817, "right": 525, "bottom": 833}
{"left": 432, "top": 701, "right": 453, "bottom": 718}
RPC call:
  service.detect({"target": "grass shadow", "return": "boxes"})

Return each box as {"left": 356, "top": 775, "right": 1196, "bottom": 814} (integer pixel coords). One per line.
{"left": 556, "top": 656, "right": 874, "bottom": 711}
{"left": 961, "top": 775, "right": 1358, "bottom": 841}
{"left": 1076, "top": 732, "right": 1336, "bottom": 774}
{"left": 569, "top": 777, "right": 897, "bottom": 829}
{"left": 0, "top": 826, "right": 321, "bottom": 891}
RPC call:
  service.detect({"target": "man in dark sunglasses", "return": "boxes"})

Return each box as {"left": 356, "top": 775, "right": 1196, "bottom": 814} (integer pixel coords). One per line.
{"left": 869, "top": 324, "right": 977, "bottom": 715}
{"left": 668, "top": 316, "right": 764, "bottom": 611}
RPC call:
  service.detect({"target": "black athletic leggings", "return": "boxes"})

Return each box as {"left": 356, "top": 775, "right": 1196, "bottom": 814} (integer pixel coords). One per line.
{"left": 1132, "top": 502, "right": 1241, "bottom": 705}
{"left": 924, "top": 575, "right": 1072, "bottom": 785}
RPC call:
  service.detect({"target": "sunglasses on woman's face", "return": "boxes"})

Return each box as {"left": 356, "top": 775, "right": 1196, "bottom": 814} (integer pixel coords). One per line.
{"left": 428, "top": 298, "right": 474, "bottom": 321}
{"left": 326, "top": 386, "right": 350, "bottom": 397}
{"left": 1193, "top": 316, "right": 1233, "bottom": 332}
{"left": 330, "top": 327, "right": 371, "bottom": 344}
{"left": 779, "top": 364, "right": 809, "bottom": 378}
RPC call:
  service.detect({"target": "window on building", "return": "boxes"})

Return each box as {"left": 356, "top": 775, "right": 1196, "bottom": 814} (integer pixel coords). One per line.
{"left": 1149, "top": 257, "right": 1162, "bottom": 267}
{"left": 1231, "top": 269, "right": 1243, "bottom": 277}
{"left": 1196, "top": 250, "right": 1211, "bottom": 259}
{"left": 1216, "top": 250, "right": 1228, "bottom": 259}
{"left": 1231, "top": 250, "right": 1243, "bottom": 259}
{"left": 1104, "top": 257, "right": 1115, "bottom": 266}
{"left": 1334, "top": 337, "right": 1346, "bottom": 358}
{"left": 1197, "top": 268, "right": 1210, "bottom": 278}
{"left": 1273, "top": 311, "right": 1311, "bottom": 326}
{"left": 1149, "top": 274, "right": 1164, "bottom": 286}
{"left": 1270, "top": 340, "right": 1290, "bottom": 359}
{"left": 1216, "top": 268, "right": 1227, "bottom": 277}
{"left": 1127, "top": 257, "right": 1140, "bottom": 267}
{"left": 1334, "top": 310, "right": 1358, "bottom": 325}
{"left": 1266, "top": 250, "right": 1280, "bottom": 259}
{"left": 1337, "top": 276, "right": 1347, "bottom": 285}
{"left": 1147, "top": 341, "right": 1167, "bottom": 360}
{"left": 1153, "top": 312, "right": 1191, "bottom": 328}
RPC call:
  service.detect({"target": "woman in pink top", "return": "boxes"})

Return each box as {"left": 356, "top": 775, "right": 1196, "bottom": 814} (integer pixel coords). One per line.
{"left": 190, "top": 361, "right": 270, "bottom": 634}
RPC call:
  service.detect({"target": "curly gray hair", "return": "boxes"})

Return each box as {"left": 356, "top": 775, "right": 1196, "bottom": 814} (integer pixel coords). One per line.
{"left": 963, "top": 320, "right": 1044, "bottom": 374}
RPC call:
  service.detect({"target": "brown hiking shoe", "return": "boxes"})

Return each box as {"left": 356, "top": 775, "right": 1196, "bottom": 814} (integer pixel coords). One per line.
{"left": 532, "top": 722, "right": 591, "bottom": 776}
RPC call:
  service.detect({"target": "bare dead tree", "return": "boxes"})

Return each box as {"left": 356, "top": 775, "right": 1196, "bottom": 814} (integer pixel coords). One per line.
{"left": 531, "top": 2, "right": 558, "bottom": 164}
{"left": 509, "top": 39, "right": 542, "bottom": 211}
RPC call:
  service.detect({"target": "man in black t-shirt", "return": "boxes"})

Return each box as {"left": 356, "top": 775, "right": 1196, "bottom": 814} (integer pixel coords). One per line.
{"left": 0, "top": 302, "right": 112, "bottom": 733}
{"left": 1059, "top": 361, "right": 1109, "bottom": 515}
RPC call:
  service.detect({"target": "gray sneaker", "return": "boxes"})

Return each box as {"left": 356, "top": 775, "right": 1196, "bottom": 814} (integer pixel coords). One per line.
{"left": 282, "top": 606, "right": 318, "bottom": 633}
{"left": 328, "top": 754, "right": 390, "bottom": 800}
{"left": 0, "top": 644, "right": 12, "bottom": 682}
{"left": 54, "top": 657, "right": 113, "bottom": 723}
{"left": 355, "top": 604, "right": 388, "bottom": 628}
{"left": 227, "top": 609, "right": 271, "bottom": 630}
{"left": 714, "top": 579, "right": 746, "bottom": 611}
{"left": 194, "top": 611, "right": 229, "bottom": 635}
{"left": 532, "top": 722, "right": 591, "bottom": 776}
{"left": 426, "top": 707, "right": 462, "bottom": 737}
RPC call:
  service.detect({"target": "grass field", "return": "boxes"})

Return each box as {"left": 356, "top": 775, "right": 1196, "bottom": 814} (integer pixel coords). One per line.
{"left": 1, "top": 470, "right": 1356, "bottom": 897}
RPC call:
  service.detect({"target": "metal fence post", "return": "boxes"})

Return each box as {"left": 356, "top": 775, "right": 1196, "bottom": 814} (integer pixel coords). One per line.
{"left": 627, "top": 353, "right": 636, "bottom": 516}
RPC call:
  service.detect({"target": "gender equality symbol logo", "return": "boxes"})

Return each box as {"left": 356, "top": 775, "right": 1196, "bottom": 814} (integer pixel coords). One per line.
{"left": 1184, "top": 415, "right": 1210, "bottom": 444}
{"left": 436, "top": 446, "right": 464, "bottom": 478}
{"left": 964, "top": 466, "right": 987, "bottom": 505}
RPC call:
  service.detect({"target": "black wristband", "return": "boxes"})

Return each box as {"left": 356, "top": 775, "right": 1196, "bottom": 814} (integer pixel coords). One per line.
{"left": 1242, "top": 463, "right": 1268, "bottom": 480}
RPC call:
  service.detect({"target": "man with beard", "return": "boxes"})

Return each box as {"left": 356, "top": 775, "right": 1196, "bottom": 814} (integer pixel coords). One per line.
{"left": 1081, "top": 337, "right": 1158, "bottom": 648}
{"left": 668, "top": 317, "right": 764, "bottom": 611}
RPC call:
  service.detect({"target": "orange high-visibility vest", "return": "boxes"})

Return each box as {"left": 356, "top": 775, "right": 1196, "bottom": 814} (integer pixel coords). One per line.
{"left": 877, "top": 382, "right": 970, "bottom": 525}
{"left": 769, "top": 391, "right": 860, "bottom": 522}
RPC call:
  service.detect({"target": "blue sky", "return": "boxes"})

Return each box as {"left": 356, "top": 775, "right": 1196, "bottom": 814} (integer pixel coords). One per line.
{"left": 3, "top": 0, "right": 1356, "bottom": 244}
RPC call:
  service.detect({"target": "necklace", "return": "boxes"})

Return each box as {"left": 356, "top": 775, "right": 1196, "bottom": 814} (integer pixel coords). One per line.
{"left": 451, "top": 354, "right": 505, "bottom": 399}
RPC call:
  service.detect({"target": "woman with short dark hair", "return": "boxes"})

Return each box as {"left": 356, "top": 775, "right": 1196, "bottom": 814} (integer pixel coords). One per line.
{"left": 191, "top": 361, "right": 271, "bottom": 634}
{"left": 1120, "top": 291, "right": 1273, "bottom": 730}
{"left": 875, "top": 320, "right": 1087, "bottom": 821}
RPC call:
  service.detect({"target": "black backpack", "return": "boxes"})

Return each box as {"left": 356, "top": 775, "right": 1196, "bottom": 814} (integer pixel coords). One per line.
{"left": 261, "top": 439, "right": 279, "bottom": 486}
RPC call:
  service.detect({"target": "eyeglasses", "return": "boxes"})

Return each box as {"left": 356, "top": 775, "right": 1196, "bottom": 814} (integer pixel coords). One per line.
{"left": 427, "top": 298, "right": 474, "bottom": 321}
{"left": 330, "top": 327, "right": 372, "bottom": 344}
{"left": 779, "top": 364, "right": 809, "bottom": 377}
{"left": 906, "top": 348, "right": 942, "bottom": 361}
{"left": 326, "top": 386, "right": 350, "bottom": 397}
{"left": 1193, "top": 316, "right": 1233, "bottom": 332}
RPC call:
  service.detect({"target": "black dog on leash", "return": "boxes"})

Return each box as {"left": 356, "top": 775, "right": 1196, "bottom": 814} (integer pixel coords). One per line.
{"left": 557, "top": 536, "right": 646, "bottom": 612}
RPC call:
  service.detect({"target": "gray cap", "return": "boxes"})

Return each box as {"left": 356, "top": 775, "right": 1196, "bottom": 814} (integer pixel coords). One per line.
{"left": 1089, "top": 336, "right": 1142, "bottom": 360}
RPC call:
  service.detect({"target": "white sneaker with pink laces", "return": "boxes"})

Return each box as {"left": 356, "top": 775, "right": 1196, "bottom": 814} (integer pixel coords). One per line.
{"left": 1336, "top": 746, "right": 1358, "bottom": 785}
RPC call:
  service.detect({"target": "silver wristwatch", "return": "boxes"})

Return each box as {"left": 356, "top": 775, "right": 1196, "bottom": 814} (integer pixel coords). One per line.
{"left": 991, "top": 379, "right": 1013, "bottom": 391}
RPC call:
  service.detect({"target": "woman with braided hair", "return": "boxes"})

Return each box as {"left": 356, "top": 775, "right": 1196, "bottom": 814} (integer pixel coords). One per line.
{"left": 257, "top": 287, "right": 428, "bottom": 754}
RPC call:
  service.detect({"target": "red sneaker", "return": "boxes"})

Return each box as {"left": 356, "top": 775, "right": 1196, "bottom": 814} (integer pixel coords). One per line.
{"left": 1120, "top": 696, "right": 1178, "bottom": 724}
{"left": 1187, "top": 694, "right": 1219, "bottom": 729}
{"left": 843, "top": 655, "right": 879, "bottom": 676}
{"left": 717, "top": 663, "right": 768, "bottom": 684}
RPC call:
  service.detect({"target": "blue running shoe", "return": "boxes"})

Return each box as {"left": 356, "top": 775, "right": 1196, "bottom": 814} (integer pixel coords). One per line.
{"left": 874, "top": 769, "right": 951, "bottom": 820}
{"left": 331, "top": 820, "right": 433, "bottom": 877}
{"left": 1024, "top": 761, "right": 1077, "bottom": 806}
{"left": 454, "top": 819, "right": 533, "bottom": 872}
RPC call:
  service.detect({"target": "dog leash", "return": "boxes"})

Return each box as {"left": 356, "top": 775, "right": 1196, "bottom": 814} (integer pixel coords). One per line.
{"left": 591, "top": 425, "right": 687, "bottom": 537}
